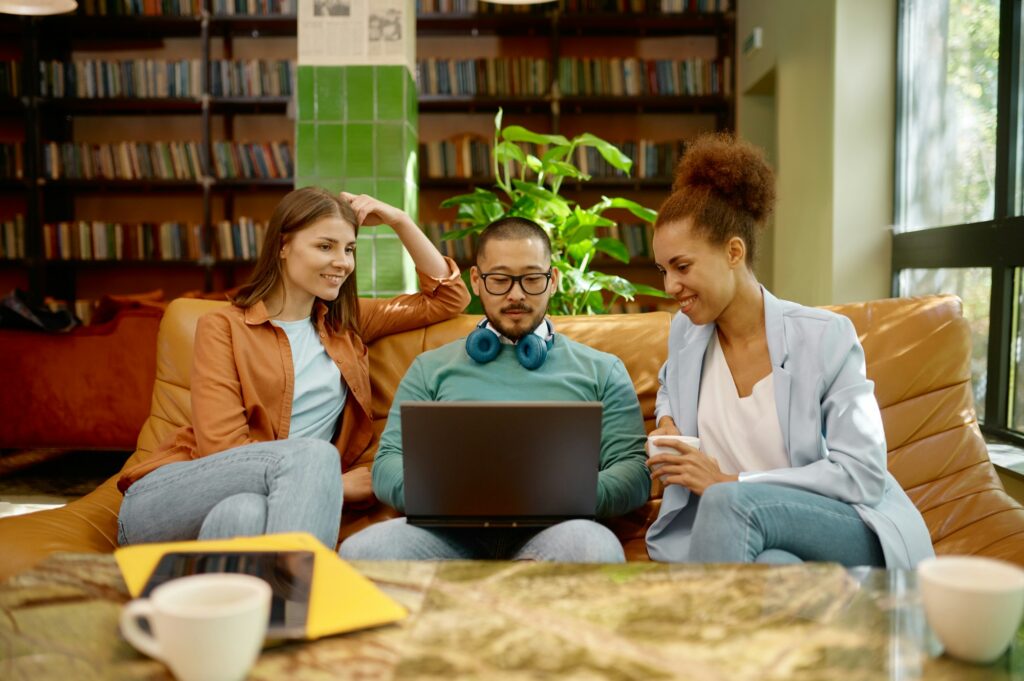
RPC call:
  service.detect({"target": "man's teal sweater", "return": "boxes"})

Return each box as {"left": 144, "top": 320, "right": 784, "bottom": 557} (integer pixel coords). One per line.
{"left": 372, "top": 332, "right": 651, "bottom": 518}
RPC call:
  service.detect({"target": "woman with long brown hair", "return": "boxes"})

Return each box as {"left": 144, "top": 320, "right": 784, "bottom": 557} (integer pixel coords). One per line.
{"left": 116, "top": 187, "right": 471, "bottom": 549}
{"left": 645, "top": 135, "right": 933, "bottom": 568}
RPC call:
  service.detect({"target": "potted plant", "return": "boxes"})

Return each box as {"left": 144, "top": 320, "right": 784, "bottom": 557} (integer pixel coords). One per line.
{"left": 438, "top": 109, "right": 668, "bottom": 315}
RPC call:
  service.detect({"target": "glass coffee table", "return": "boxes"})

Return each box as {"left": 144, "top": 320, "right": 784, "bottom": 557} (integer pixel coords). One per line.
{"left": 1, "top": 553, "right": 1020, "bottom": 680}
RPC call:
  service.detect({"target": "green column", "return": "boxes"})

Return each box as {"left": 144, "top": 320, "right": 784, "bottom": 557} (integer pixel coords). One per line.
{"left": 295, "top": 44, "right": 418, "bottom": 297}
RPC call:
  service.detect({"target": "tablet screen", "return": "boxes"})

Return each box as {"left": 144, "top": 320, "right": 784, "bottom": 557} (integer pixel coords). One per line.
{"left": 141, "top": 550, "right": 315, "bottom": 639}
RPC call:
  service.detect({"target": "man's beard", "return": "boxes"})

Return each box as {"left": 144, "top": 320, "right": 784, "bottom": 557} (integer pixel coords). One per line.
{"left": 486, "top": 303, "right": 544, "bottom": 343}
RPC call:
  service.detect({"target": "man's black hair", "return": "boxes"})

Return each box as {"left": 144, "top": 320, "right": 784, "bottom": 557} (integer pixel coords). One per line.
{"left": 475, "top": 216, "right": 552, "bottom": 264}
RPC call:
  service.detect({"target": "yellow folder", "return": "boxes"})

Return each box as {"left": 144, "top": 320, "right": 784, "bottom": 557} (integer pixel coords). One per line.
{"left": 114, "top": 532, "right": 406, "bottom": 639}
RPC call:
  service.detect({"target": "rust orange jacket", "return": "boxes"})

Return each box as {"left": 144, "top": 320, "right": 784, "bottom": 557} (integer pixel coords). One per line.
{"left": 117, "top": 258, "right": 470, "bottom": 493}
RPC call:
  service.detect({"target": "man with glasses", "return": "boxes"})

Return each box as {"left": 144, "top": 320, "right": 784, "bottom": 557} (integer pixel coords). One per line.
{"left": 339, "top": 217, "right": 650, "bottom": 562}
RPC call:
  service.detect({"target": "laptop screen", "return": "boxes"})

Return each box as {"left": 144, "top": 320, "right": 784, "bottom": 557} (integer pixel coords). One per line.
{"left": 400, "top": 401, "right": 602, "bottom": 527}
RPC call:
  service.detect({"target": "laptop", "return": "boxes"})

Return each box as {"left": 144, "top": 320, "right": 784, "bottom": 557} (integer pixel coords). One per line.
{"left": 401, "top": 401, "right": 603, "bottom": 528}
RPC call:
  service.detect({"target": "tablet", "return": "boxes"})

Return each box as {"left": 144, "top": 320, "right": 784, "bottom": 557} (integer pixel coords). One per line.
{"left": 141, "top": 550, "right": 315, "bottom": 639}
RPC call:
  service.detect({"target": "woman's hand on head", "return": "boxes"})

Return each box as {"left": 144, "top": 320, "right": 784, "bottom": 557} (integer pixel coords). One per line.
{"left": 647, "top": 439, "right": 738, "bottom": 496}
{"left": 340, "top": 192, "right": 410, "bottom": 230}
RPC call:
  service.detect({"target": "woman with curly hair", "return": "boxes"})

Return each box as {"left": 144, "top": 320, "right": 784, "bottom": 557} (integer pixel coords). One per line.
{"left": 645, "top": 134, "right": 933, "bottom": 567}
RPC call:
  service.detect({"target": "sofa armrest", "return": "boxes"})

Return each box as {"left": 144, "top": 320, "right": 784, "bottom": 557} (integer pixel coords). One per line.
{"left": 0, "top": 475, "right": 122, "bottom": 581}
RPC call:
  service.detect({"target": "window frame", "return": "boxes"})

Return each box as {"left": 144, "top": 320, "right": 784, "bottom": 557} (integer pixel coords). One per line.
{"left": 893, "top": 0, "right": 1024, "bottom": 446}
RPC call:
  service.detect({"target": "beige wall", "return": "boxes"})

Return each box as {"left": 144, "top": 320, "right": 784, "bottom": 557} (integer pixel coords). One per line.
{"left": 737, "top": 0, "right": 896, "bottom": 306}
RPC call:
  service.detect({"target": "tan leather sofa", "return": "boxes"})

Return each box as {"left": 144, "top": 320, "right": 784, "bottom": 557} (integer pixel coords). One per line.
{"left": 1, "top": 293, "right": 1022, "bottom": 580}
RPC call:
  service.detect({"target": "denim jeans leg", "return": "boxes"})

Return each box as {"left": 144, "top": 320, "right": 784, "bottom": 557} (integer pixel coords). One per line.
{"left": 198, "top": 493, "right": 268, "bottom": 540}
{"left": 688, "top": 482, "right": 886, "bottom": 567}
{"left": 338, "top": 518, "right": 478, "bottom": 560}
{"left": 118, "top": 438, "right": 342, "bottom": 550}
{"left": 513, "top": 519, "right": 625, "bottom": 563}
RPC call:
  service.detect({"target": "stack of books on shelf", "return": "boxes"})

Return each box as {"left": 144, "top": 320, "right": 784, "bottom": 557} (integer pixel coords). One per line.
{"left": 575, "top": 139, "right": 686, "bottom": 179}
{"left": 1, "top": 215, "right": 25, "bottom": 260}
{"left": 1, "top": 61, "right": 18, "bottom": 98}
{"left": 598, "top": 222, "right": 653, "bottom": 259}
{"left": 424, "top": 221, "right": 477, "bottom": 262}
{"left": 416, "top": 58, "right": 550, "bottom": 97}
{"left": 209, "top": 60, "right": 296, "bottom": 97}
{"left": 42, "top": 220, "right": 207, "bottom": 261}
{"left": 0, "top": 144, "right": 24, "bottom": 180}
{"left": 420, "top": 136, "right": 493, "bottom": 178}
{"left": 216, "top": 217, "right": 266, "bottom": 260}
{"left": 79, "top": 0, "right": 202, "bottom": 16}
{"left": 211, "top": 142, "right": 293, "bottom": 180}
{"left": 558, "top": 57, "right": 731, "bottom": 97}
{"left": 416, "top": 0, "right": 729, "bottom": 14}
{"left": 658, "top": 0, "right": 730, "bottom": 12}
{"left": 416, "top": 0, "right": 546, "bottom": 13}
{"left": 43, "top": 141, "right": 204, "bottom": 181}
{"left": 210, "top": 0, "right": 294, "bottom": 15}
{"left": 40, "top": 60, "right": 203, "bottom": 99}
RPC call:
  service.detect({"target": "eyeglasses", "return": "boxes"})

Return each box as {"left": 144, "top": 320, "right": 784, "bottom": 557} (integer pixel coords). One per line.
{"left": 478, "top": 270, "right": 553, "bottom": 296}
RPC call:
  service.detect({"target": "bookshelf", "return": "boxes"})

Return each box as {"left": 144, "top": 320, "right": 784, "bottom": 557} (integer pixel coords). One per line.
{"left": 1, "top": 0, "right": 733, "bottom": 314}
{"left": 0, "top": 7, "right": 297, "bottom": 305}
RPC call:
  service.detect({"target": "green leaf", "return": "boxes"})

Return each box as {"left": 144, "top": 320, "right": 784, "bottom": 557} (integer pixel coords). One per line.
{"left": 502, "top": 125, "right": 570, "bottom": 147}
{"left": 441, "top": 224, "right": 484, "bottom": 241}
{"left": 495, "top": 141, "right": 527, "bottom": 165}
{"left": 495, "top": 108, "right": 503, "bottom": 133}
{"left": 541, "top": 146, "right": 572, "bottom": 163}
{"left": 525, "top": 155, "right": 544, "bottom": 173}
{"left": 574, "top": 133, "right": 633, "bottom": 173}
{"left": 598, "top": 196, "right": 658, "bottom": 223}
{"left": 631, "top": 283, "right": 671, "bottom": 298}
{"left": 594, "top": 237, "right": 630, "bottom": 263}
{"left": 567, "top": 238, "right": 596, "bottom": 262}
{"left": 511, "top": 180, "right": 572, "bottom": 217}
{"left": 439, "top": 187, "right": 502, "bottom": 208}
{"left": 544, "top": 160, "right": 587, "bottom": 179}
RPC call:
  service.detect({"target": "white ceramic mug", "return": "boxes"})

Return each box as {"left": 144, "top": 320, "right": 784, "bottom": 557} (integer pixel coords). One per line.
{"left": 646, "top": 435, "right": 701, "bottom": 481}
{"left": 918, "top": 555, "right": 1024, "bottom": 664}
{"left": 120, "top": 573, "right": 272, "bottom": 681}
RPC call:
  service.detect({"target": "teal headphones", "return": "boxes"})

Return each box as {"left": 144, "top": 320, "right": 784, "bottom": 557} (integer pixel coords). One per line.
{"left": 465, "top": 319, "right": 554, "bottom": 371}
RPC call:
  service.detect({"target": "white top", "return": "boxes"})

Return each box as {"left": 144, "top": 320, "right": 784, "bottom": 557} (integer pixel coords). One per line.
{"left": 696, "top": 332, "right": 788, "bottom": 475}
{"left": 271, "top": 318, "right": 347, "bottom": 441}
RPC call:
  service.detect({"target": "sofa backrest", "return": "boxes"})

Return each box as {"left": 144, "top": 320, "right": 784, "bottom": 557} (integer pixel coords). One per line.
{"left": 132, "top": 294, "right": 1024, "bottom": 561}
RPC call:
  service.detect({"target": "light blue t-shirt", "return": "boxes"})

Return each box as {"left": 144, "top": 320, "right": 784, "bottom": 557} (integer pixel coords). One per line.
{"left": 271, "top": 318, "right": 347, "bottom": 441}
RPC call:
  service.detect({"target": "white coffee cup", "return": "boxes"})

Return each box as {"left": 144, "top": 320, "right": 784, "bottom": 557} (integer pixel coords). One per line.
{"left": 647, "top": 435, "right": 700, "bottom": 481}
{"left": 120, "top": 573, "right": 272, "bottom": 681}
{"left": 918, "top": 555, "right": 1024, "bottom": 664}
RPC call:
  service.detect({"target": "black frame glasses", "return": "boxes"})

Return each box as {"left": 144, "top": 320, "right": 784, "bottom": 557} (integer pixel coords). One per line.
{"left": 478, "top": 270, "right": 553, "bottom": 296}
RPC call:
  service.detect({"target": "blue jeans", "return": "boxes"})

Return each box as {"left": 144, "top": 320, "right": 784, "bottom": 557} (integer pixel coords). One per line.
{"left": 118, "top": 438, "right": 343, "bottom": 550}
{"left": 339, "top": 518, "right": 625, "bottom": 562}
{"left": 688, "top": 482, "right": 885, "bottom": 566}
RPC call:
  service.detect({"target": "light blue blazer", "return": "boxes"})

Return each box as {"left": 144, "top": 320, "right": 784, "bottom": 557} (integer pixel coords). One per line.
{"left": 645, "top": 288, "right": 935, "bottom": 569}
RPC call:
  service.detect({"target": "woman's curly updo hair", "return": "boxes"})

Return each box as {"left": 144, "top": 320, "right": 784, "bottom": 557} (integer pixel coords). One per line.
{"left": 655, "top": 133, "right": 775, "bottom": 265}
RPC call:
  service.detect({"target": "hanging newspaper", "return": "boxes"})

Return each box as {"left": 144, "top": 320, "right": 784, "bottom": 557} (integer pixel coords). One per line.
{"left": 298, "top": 0, "right": 414, "bottom": 70}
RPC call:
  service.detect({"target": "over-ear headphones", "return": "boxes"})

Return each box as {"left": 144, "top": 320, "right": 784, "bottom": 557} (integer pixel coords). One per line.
{"left": 465, "top": 319, "right": 554, "bottom": 370}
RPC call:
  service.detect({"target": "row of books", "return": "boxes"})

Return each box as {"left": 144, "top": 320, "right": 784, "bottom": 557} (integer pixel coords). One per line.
{"left": 216, "top": 217, "right": 267, "bottom": 260}
{"left": 416, "top": 58, "right": 549, "bottom": 98}
{"left": 77, "top": 0, "right": 292, "bottom": 15}
{"left": 0, "top": 145, "right": 23, "bottom": 180}
{"left": 78, "top": 0, "right": 202, "bottom": 16}
{"left": 419, "top": 136, "right": 685, "bottom": 180}
{"left": 38, "top": 59, "right": 295, "bottom": 99}
{"left": 416, "top": 0, "right": 729, "bottom": 13}
{"left": 211, "top": 142, "right": 293, "bottom": 180}
{"left": 558, "top": 57, "right": 732, "bottom": 97}
{"left": 40, "top": 60, "right": 203, "bottom": 99}
{"left": 38, "top": 217, "right": 269, "bottom": 261}
{"left": 576, "top": 140, "right": 687, "bottom": 179}
{"left": 0, "top": 215, "right": 25, "bottom": 260}
{"left": 42, "top": 141, "right": 292, "bottom": 181}
{"left": 599, "top": 222, "right": 654, "bottom": 259}
{"left": 424, "top": 221, "right": 477, "bottom": 262}
{"left": 1, "top": 61, "right": 18, "bottom": 98}
{"left": 209, "top": 60, "right": 295, "bottom": 97}
{"left": 44, "top": 141, "right": 205, "bottom": 181}
{"left": 43, "top": 220, "right": 208, "bottom": 261}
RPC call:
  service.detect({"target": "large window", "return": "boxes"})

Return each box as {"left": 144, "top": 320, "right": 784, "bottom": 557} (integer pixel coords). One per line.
{"left": 895, "top": 0, "right": 1024, "bottom": 444}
